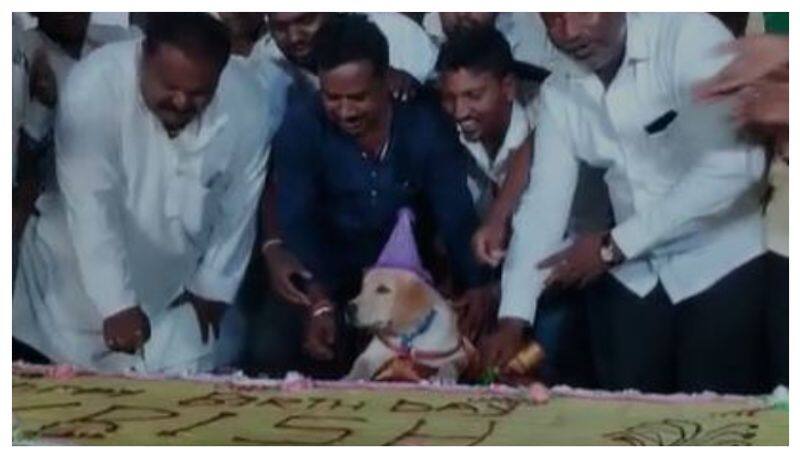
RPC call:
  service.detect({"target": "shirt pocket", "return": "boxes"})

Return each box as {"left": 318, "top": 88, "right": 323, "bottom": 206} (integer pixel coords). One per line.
{"left": 636, "top": 109, "right": 683, "bottom": 192}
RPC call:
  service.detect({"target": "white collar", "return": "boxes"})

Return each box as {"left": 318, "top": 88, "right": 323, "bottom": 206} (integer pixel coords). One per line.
{"left": 424, "top": 13, "right": 517, "bottom": 49}
{"left": 460, "top": 100, "right": 532, "bottom": 183}
{"left": 264, "top": 39, "right": 320, "bottom": 89}
{"left": 559, "top": 13, "right": 649, "bottom": 81}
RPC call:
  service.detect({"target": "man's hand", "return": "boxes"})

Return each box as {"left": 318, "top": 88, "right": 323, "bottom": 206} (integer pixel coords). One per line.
{"left": 732, "top": 81, "right": 789, "bottom": 133}
{"left": 387, "top": 68, "right": 418, "bottom": 102}
{"left": 538, "top": 232, "right": 607, "bottom": 290}
{"left": 453, "top": 283, "right": 498, "bottom": 342}
{"left": 479, "top": 317, "right": 528, "bottom": 375}
{"left": 29, "top": 49, "right": 57, "bottom": 108}
{"left": 693, "top": 34, "right": 789, "bottom": 102}
{"left": 303, "top": 302, "right": 336, "bottom": 361}
{"left": 103, "top": 306, "right": 151, "bottom": 354}
{"left": 263, "top": 243, "right": 313, "bottom": 306}
{"left": 472, "top": 221, "right": 508, "bottom": 267}
{"left": 186, "top": 293, "right": 227, "bottom": 344}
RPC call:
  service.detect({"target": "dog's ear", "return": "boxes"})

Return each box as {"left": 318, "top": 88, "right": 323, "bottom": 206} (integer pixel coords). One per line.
{"left": 392, "top": 276, "right": 433, "bottom": 330}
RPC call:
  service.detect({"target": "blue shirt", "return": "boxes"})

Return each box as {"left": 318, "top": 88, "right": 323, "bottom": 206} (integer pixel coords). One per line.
{"left": 272, "top": 93, "right": 489, "bottom": 292}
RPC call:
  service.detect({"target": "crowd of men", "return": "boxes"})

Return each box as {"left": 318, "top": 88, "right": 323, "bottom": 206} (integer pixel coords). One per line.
{"left": 11, "top": 12, "right": 789, "bottom": 395}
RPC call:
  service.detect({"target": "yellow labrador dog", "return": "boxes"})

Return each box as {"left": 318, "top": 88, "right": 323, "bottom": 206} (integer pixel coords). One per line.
{"left": 345, "top": 267, "right": 471, "bottom": 383}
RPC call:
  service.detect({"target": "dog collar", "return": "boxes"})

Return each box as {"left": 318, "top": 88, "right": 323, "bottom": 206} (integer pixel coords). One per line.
{"left": 376, "top": 333, "right": 465, "bottom": 362}
{"left": 397, "top": 310, "right": 437, "bottom": 349}
{"left": 377, "top": 310, "right": 465, "bottom": 361}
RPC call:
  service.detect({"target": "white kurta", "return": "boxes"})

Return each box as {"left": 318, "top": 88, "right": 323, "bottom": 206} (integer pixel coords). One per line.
{"left": 13, "top": 39, "right": 278, "bottom": 374}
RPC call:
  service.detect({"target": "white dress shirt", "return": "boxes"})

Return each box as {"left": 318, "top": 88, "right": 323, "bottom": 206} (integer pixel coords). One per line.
{"left": 263, "top": 12, "right": 438, "bottom": 86}
{"left": 90, "top": 12, "right": 131, "bottom": 27}
{"left": 19, "top": 23, "right": 134, "bottom": 142}
{"left": 424, "top": 12, "right": 563, "bottom": 72}
{"left": 230, "top": 33, "right": 293, "bottom": 116}
{"left": 13, "top": 39, "right": 278, "bottom": 373}
{"left": 500, "top": 13, "right": 766, "bottom": 323}
{"left": 254, "top": 13, "right": 438, "bottom": 88}
{"left": 461, "top": 100, "right": 536, "bottom": 216}
{"left": 460, "top": 98, "right": 612, "bottom": 232}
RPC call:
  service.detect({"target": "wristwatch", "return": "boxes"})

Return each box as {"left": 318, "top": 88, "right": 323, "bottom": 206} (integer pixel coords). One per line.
{"left": 599, "top": 232, "right": 624, "bottom": 267}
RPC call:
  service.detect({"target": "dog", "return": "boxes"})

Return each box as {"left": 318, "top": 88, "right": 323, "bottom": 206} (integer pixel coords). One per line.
{"left": 344, "top": 267, "right": 472, "bottom": 383}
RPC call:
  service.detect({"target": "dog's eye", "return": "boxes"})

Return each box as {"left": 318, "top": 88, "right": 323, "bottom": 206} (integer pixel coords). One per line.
{"left": 376, "top": 285, "right": 391, "bottom": 294}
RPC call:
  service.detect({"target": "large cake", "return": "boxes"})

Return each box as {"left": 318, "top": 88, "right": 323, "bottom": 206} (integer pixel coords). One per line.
{"left": 12, "top": 363, "right": 788, "bottom": 445}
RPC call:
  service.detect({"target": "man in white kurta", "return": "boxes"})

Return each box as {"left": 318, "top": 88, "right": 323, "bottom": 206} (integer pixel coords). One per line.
{"left": 13, "top": 14, "right": 278, "bottom": 374}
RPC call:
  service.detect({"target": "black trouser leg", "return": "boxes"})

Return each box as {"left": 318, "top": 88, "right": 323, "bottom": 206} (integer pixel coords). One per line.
{"left": 243, "top": 291, "right": 304, "bottom": 377}
{"left": 583, "top": 274, "right": 675, "bottom": 393}
{"left": 765, "top": 253, "right": 789, "bottom": 388}
{"left": 12, "top": 338, "right": 50, "bottom": 365}
{"left": 532, "top": 288, "right": 596, "bottom": 388}
{"left": 675, "top": 255, "right": 769, "bottom": 395}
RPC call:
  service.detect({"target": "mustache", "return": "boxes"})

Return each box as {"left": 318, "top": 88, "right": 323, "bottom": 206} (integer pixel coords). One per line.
{"left": 156, "top": 101, "right": 195, "bottom": 115}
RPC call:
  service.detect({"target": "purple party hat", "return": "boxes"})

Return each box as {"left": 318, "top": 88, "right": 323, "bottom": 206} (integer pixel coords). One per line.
{"left": 372, "top": 207, "right": 433, "bottom": 283}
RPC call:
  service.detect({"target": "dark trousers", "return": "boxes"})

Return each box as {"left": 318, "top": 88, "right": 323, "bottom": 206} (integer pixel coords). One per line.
{"left": 12, "top": 338, "right": 50, "bottom": 365}
{"left": 239, "top": 256, "right": 368, "bottom": 379}
{"left": 583, "top": 255, "right": 769, "bottom": 394}
{"left": 243, "top": 292, "right": 369, "bottom": 380}
{"left": 532, "top": 288, "right": 596, "bottom": 388}
{"left": 765, "top": 252, "right": 789, "bottom": 388}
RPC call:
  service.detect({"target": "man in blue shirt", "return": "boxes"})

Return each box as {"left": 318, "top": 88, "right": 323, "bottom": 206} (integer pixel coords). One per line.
{"left": 268, "top": 14, "right": 493, "bottom": 378}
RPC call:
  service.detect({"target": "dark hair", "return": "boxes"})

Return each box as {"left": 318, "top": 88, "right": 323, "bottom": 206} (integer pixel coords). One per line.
{"left": 435, "top": 27, "right": 513, "bottom": 78}
{"left": 143, "top": 13, "right": 231, "bottom": 71}
{"left": 313, "top": 13, "right": 389, "bottom": 78}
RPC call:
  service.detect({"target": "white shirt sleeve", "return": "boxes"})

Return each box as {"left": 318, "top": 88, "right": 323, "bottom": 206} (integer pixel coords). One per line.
{"left": 369, "top": 12, "right": 439, "bottom": 83}
{"left": 499, "top": 81, "right": 580, "bottom": 323}
{"left": 186, "top": 73, "right": 273, "bottom": 304}
{"left": 55, "top": 68, "right": 137, "bottom": 318}
{"left": 22, "top": 99, "right": 54, "bottom": 142}
{"left": 612, "top": 14, "right": 766, "bottom": 259}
